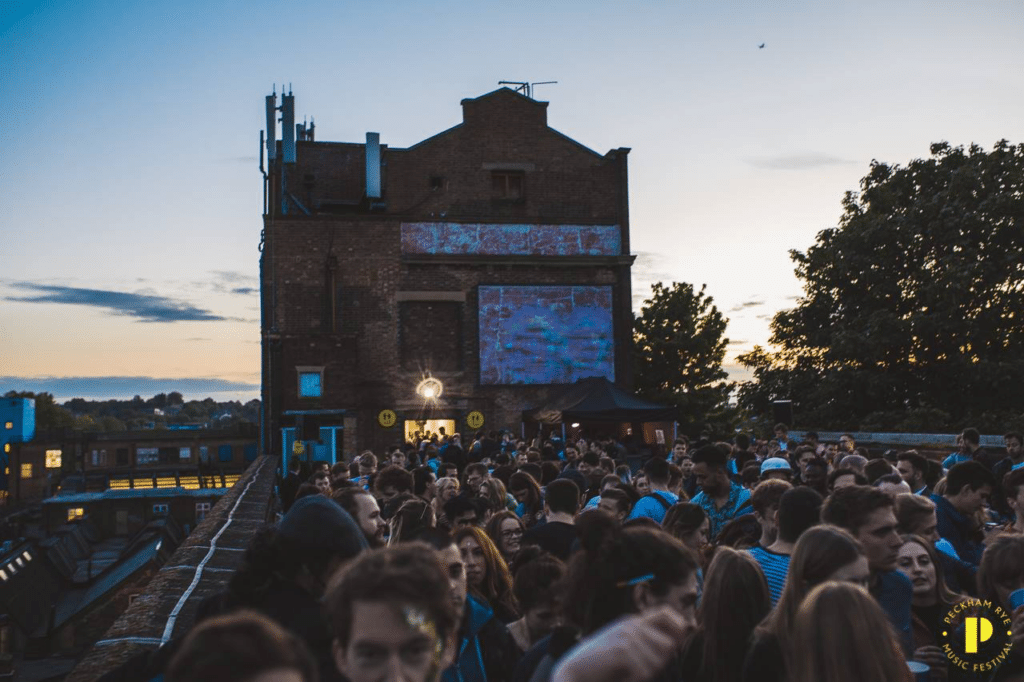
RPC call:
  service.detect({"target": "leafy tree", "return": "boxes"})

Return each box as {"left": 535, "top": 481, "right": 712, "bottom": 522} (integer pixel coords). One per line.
{"left": 633, "top": 282, "right": 736, "bottom": 437}
{"left": 3, "top": 391, "right": 75, "bottom": 431}
{"left": 738, "top": 141, "right": 1024, "bottom": 432}
{"left": 100, "top": 416, "right": 127, "bottom": 432}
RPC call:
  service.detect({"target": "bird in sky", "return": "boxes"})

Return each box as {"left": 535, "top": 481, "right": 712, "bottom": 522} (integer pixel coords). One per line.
{"left": 758, "top": 43, "right": 765, "bottom": 49}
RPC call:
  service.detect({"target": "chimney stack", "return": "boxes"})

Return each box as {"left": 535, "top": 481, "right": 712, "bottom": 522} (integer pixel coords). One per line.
{"left": 365, "top": 133, "right": 381, "bottom": 199}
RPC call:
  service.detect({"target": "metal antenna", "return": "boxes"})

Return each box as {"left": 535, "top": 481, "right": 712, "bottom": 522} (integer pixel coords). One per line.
{"left": 497, "top": 80, "right": 557, "bottom": 99}
{"left": 498, "top": 80, "right": 530, "bottom": 97}
{"left": 530, "top": 81, "right": 557, "bottom": 97}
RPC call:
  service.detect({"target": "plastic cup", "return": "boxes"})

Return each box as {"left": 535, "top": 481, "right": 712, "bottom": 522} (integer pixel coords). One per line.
{"left": 907, "top": 661, "right": 930, "bottom": 682}
{"left": 1009, "top": 588, "right": 1024, "bottom": 611}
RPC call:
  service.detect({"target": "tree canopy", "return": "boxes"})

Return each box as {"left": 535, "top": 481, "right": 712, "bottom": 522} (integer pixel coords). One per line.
{"left": 633, "top": 282, "right": 735, "bottom": 436}
{"left": 738, "top": 141, "right": 1024, "bottom": 432}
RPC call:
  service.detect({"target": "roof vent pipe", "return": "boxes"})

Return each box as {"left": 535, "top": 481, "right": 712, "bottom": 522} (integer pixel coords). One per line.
{"left": 265, "top": 93, "right": 277, "bottom": 161}
{"left": 365, "top": 132, "right": 381, "bottom": 199}
{"left": 282, "top": 94, "right": 296, "bottom": 163}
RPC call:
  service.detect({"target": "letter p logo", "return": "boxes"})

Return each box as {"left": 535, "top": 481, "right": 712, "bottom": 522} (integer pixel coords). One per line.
{"left": 965, "top": 617, "right": 993, "bottom": 653}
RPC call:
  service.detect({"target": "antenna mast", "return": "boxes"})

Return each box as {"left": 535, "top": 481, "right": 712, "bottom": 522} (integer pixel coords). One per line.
{"left": 498, "top": 80, "right": 558, "bottom": 99}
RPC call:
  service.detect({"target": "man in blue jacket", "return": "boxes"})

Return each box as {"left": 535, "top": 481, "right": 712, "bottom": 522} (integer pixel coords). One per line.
{"left": 931, "top": 461, "right": 995, "bottom": 569}
{"left": 418, "top": 529, "right": 520, "bottom": 682}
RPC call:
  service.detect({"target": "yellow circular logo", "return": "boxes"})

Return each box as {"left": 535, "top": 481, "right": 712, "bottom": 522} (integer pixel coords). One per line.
{"left": 292, "top": 440, "right": 305, "bottom": 455}
{"left": 939, "top": 599, "right": 1014, "bottom": 675}
{"left": 467, "top": 411, "right": 485, "bottom": 430}
{"left": 378, "top": 409, "right": 398, "bottom": 428}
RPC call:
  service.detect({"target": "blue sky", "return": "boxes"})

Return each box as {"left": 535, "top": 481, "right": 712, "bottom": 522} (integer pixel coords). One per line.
{"left": 2, "top": 0, "right": 1022, "bottom": 402}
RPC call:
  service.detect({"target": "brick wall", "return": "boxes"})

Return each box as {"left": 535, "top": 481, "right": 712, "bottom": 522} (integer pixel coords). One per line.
{"left": 65, "top": 456, "right": 278, "bottom": 682}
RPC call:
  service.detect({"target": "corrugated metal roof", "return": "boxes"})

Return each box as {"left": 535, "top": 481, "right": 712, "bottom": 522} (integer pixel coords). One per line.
{"left": 53, "top": 536, "right": 163, "bottom": 628}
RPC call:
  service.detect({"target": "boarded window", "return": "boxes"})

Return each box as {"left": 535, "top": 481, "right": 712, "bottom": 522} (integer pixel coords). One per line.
{"left": 399, "top": 301, "right": 463, "bottom": 372}
{"left": 218, "top": 445, "right": 233, "bottom": 463}
{"left": 491, "top": 171, "right": 524, "bottom": 200}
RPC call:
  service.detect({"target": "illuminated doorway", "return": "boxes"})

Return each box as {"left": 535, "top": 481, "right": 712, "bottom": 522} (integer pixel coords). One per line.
{"left": 404, "top": 419, "right": 456, "bottom": 444}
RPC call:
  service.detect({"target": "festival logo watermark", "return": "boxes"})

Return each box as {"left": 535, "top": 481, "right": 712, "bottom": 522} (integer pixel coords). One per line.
{"left": 940, "top": 599, "right": 1014, "bottom": 675}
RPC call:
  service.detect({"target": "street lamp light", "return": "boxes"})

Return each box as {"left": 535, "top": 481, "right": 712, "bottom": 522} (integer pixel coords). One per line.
{"left": 416, "top": 377, "right": 443, "bottom": 401}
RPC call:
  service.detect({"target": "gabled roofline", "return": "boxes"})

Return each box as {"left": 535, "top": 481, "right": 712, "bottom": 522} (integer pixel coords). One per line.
{"left": 460, "top": 87, "right": 549, "bottom": 108}
{"left": 402, "top": 122, "right": 464, "bottom": 152}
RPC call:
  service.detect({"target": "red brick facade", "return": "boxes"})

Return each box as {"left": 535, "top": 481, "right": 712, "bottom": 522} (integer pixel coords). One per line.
{"left": 261, "top": 88, "right": 634, "bottom": 459}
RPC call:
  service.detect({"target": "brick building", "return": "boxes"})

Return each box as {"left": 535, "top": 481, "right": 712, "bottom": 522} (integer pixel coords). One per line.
{"left": 261, "top": 87, "right": 635, "bottom": 462}
{"left": 10, "top": 424, "right": 257, "bottom": 505}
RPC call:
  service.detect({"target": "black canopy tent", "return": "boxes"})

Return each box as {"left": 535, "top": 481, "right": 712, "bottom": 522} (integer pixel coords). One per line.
{"left": 522, "top": 377, "right": 677, "bottom": 426}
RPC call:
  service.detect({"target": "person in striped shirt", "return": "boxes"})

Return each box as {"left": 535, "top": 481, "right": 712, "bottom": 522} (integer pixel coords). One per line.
{"left": 747, "top": 486, "right": 823, "bottom": 606}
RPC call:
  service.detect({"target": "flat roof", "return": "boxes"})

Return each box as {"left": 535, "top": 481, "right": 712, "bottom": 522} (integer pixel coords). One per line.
{"left": 42, "top": 488, "right": 231, "bottom": 505}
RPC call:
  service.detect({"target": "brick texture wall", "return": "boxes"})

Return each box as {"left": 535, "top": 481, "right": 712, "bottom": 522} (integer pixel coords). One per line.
{"left": 262, "top": 88, "right": 634, "bottom": 457}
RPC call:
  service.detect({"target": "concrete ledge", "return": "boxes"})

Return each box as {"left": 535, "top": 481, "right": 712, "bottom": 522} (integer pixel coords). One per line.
{"left": 66, "top": 456, "right": 279, "bottom": 682}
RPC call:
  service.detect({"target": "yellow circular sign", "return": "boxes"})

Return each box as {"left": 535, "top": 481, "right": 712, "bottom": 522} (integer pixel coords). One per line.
{"left": 467, "top": 411, "right": 485, "bottom": 430}
{"left": 292, "top": 440, "right": 305, "bottom": 455}
{"left": 378, "top": 409, "right": 398, "bottom": 428}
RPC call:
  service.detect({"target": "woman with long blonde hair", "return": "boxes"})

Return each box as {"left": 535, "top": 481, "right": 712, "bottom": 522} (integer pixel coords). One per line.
{"left": 743, "top": 525, "right": 868, "bottom": 682}
{"left": 789, "top": 581, "right": 913, "bottom": 682}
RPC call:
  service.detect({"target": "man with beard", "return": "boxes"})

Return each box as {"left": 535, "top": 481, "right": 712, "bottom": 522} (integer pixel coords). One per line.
{"left": 800, "top": 457, "right": 829, "bottom": 497}
{"left": 334, "top": 487, "right": 387, "bottom": 548}
{"left": 690, "top": 444, "right": 753, "bottom": 541}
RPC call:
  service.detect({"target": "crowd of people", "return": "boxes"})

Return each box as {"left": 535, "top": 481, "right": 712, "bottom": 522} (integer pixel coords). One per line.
{"left": 105, "top": 426, "right": 1024, "bottom": 682}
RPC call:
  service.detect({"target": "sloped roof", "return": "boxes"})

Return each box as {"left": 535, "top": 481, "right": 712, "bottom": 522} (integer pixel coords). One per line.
{"left": 524, "top": 377, "right": 677, "bottom": 424}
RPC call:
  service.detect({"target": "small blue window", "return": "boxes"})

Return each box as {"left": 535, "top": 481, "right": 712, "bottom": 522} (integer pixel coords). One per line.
{"left": 244, "top": 444, "right": 258, "bottom": 462}
{"left": 299, "top": 372, "right": 322, "bottom": 398}
{"left": 218, "top": 445, "right": 233, "bottom": 462}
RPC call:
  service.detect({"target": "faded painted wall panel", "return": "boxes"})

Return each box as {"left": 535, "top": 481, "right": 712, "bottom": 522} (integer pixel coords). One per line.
{"left": 478, "top": 285, "right": 615, "bottom": 385}
{"left": 401, "top": 223, "right": 620, "bottom": 256}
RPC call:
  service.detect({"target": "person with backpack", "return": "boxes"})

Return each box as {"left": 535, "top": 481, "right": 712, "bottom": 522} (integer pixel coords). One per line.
{"left": 627, "top": 458, "right": 679, "bottom": 524}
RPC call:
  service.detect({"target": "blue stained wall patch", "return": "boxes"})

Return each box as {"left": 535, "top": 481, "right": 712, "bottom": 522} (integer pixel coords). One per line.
{"left": 478, "top": 286, "right": 615, "bottom": 385}
{"left": 402, "top": 223, "right": 620, "bottom": 256}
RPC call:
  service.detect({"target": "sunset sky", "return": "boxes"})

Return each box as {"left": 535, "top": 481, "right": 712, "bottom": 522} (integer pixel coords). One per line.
{"left": 2, "top": 0, "right": 1021, "bottom": 402}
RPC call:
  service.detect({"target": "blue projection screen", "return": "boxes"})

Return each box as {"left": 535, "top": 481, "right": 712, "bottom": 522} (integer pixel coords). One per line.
{"left": 478, "top": 286, "right": 615, "bottom": 385}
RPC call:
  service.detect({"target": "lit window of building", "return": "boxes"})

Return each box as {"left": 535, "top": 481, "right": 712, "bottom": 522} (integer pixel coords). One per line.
{"left": 45, "top": 450, "right": 62, "bottom": 468}
{"left": 20, "top": 464, "right": 32, "bottom": 479}
{"left": 298, "top": 368, "right": 323, "bottom": 398}
{"left": 67, "top": 507, "right": 84, "bottom": 521}
{"left": 137, "top": 448, "right": 159, "bottom": 465}
{"left": 4, "top": 422, "right": 12, "bottom": 430}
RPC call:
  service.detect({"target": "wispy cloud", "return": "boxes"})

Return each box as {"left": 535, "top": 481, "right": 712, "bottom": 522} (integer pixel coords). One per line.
{"left": 729, "top": 299, "right": 765, "bottom": 312}
{"left": 4, "top": 282, "right": 231, "bottom": 323}
{"left": 747, "top": 153, "right": 857, "bottom": 170}
{"left": 206, "top": 271, "right": 259, "bottom": 295}
{"left": 0, "top": 376, "right": 260, "bottom": 401}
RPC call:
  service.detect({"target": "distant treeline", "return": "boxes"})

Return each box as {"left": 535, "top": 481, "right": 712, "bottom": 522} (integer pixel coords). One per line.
{"left": 3, "top": 391, "right": 260, "bottom": 432}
